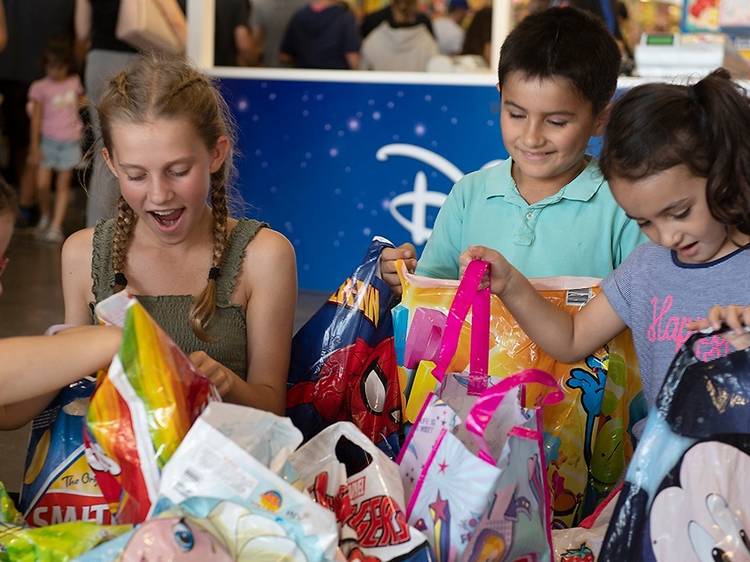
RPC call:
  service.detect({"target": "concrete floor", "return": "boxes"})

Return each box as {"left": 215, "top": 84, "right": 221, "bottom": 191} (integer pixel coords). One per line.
{"left": 0, "top": 214, "right": 328, "bottom": 494}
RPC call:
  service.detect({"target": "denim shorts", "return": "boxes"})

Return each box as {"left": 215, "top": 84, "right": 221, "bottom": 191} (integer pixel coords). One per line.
{"left": 41, "top": 137, "right": 81, "bottom": 171}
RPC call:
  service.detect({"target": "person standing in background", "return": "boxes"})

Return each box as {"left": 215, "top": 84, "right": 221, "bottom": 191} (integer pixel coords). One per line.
{"left": 433, "top": 0, "right": 469, "bottom": 55}
{"left": 360, "top": 0, "right": 438, "bottom": 70}
{"left": 250, "top": 0, "right": 308, "bottom": 67}
{"left": 280, "top": 0, "right": 361, "bottom": 69}
{"left": 0, "top": 0, "right": 75, "bottom": 227}
{"left": 214, "top": 0, "right": 260, "bottom": 67}
{"left": 75, "top": 0, "right": 140, "bottom": 227}
{"left": 27, "top": 40, "right": 84, "bottom": 243}
{"left": 361, "top": 0, "right": 434, "bottom": 39}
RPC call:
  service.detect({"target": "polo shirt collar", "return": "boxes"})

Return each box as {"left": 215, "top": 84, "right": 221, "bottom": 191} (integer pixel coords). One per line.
{"left": 486, "top": 157, "right": 604, "bottom": 202}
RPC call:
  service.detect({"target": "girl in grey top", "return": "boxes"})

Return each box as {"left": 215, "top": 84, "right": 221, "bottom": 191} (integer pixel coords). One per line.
{"left": 457, "top": 68, "right": 750, "bottom": 409}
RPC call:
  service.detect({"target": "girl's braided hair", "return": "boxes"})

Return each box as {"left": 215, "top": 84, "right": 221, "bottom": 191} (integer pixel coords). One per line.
{"left": 97, "top": 53, "right": 237, "bottom": 340}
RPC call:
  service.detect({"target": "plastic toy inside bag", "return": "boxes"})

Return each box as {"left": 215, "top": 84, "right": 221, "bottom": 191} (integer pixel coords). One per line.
{"left": 77, "top": 496, "right": 333, "bottom": 562}
{"left": 287, "top": 238, "right": 402, "bottom": 457}
{"left": 0, "top": 521, "right": 131, "bottom": 562}
{"left": 85, "top": 292, "right": 218, "bottom": 524}
{"left": 393, "top": 262, "right": 645, "bottom": 528}
{"left": 287, "top": 422, "right": 434, "bottom": 562}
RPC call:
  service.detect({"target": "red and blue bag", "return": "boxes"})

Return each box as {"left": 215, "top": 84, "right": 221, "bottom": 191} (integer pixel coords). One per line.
{"left": 287, "top": 237, "right": 402, "bottom": 456}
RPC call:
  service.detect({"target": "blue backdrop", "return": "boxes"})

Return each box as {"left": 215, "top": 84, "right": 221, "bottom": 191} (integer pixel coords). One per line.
{"left": 220, "top": 76, "right": 603, "bottom": 291}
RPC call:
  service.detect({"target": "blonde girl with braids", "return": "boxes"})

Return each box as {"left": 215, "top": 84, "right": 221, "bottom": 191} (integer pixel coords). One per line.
{"left": 61, "top": 54, "right": 296, "bottom": 414}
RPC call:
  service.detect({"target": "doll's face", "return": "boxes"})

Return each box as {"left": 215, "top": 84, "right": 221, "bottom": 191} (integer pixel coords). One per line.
{"left": 120, "top": 517, "right": 233, "bottom": 562}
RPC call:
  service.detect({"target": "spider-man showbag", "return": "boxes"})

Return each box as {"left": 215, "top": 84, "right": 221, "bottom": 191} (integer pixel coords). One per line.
{"left": 287, "top": 238, "right": 402, "bottom": 456}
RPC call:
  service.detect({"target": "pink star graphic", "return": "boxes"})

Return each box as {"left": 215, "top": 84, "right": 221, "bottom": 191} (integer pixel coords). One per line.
{"left": 430, "top": 492, "right": 449, "bottom": 521}
{"left": 438, "top": 459, "right": 449, "bottom": 473}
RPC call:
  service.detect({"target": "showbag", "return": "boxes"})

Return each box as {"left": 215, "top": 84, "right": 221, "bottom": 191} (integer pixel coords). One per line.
{"left": 85, "top": 293, "right": 217, "bottom": 524}
{"left": 77, "top": 495, "right": 334, "bottom": 562}
{"left": 393, "top": 262, "right": 644, "bottom": 527}
{"left": 18, "top": 378, "right": 111, "bottom": 527}
{"left": 287, "top": 237, "right": 402, "bottom": 456}
{"left": 398, "top": 261, "right": 558, "bottom": 562}
{"left": 287, "top": 422, "right": 434, "bottom": 561}
{"left": 599, "top": 328, "right": 750, "bottom": 562}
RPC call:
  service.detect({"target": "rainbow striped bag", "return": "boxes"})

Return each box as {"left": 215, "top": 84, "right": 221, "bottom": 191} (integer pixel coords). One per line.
{"left": 84, "top": 293, "right": 218, "bottom": 524}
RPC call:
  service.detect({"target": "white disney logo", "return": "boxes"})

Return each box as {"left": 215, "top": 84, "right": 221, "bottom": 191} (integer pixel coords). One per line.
{"left": 377, "top": 144, "right": 500, "bottom": 245}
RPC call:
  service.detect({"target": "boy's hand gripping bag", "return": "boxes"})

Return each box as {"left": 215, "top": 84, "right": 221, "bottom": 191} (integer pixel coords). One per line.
{"left": 392, "top": 261, "right": 645, "bottom": 527}
{"left": 287, "top": 237, "right": 402, "bottom": 456}
{"left": 398, "top": 260, "right": 560, "bottom": 562}
{"left": 287, "top": 421, "right": 435, "bottom": 562}
{"left": 18, "top": 378, "right": 112, "bottom": 527}
{"left": 85, "top": 292, "right": 218, "bottom": 524}
{"left": 598, "top": 328, "right": 750, "bottom": 562}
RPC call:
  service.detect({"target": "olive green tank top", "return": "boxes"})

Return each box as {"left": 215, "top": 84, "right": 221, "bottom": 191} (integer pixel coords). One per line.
{"left": 91, "top": 218, "right": 266, "bottom": 379}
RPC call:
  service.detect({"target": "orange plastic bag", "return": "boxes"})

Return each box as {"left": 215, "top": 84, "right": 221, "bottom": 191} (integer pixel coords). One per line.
{"left": 392, "top": 262, "right": 645, "bottom": 527}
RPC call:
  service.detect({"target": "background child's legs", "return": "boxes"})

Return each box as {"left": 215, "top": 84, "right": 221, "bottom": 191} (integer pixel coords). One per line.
{"left": 49, "top": 170, "right": 72, "bottom": 235}
{"left": 36, "top": 137, "right": 80, "bottom": 241}
{"left": 35, "top": 166, "right": 53, "bottom": 231}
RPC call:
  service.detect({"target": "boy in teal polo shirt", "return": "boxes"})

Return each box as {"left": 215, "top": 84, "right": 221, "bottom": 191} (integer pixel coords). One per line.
{"left": 381, "top": 7, "right": 644, "bottom": 290}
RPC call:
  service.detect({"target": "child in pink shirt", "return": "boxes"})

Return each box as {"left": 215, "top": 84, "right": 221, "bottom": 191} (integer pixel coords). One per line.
{"left": 28, "top": 40, "right": 84, "bottom": 243}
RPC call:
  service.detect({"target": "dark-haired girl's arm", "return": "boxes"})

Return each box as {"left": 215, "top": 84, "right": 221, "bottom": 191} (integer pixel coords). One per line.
{"left": 459, "top": 245, "right": 627, "bottom": 363}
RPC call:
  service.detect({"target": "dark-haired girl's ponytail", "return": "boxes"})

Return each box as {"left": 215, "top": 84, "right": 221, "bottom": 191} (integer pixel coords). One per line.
{"left": 691, "top": 68, "right": 750, "bottom": 235}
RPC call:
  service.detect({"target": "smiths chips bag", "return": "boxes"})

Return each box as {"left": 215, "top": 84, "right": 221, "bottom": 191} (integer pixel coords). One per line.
{"left": 393, "top": 263, "right": 645, "bottom": 528}
{"left": 85, "top": 293, "right": 217, "bottom": 524}
{"left": 18, "top": 378, "right": 111, "bottom": 527}
{"left": 287, "top": 238, "right": 402, "bottom": 456}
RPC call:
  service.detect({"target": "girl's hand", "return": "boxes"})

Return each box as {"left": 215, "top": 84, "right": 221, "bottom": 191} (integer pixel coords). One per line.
{"left": 189, "top": 351, "right": 237, "bottom": 397}
{"left": 459, "top": 245, "right": 515, "bottom": 296}
{"left": 687, "top": 305, "right": 750, "bottom": 351}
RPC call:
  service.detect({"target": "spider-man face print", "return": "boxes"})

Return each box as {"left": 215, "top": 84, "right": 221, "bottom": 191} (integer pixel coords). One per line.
{"left": 288, "top": 337, "right": 401, "bottom": 455}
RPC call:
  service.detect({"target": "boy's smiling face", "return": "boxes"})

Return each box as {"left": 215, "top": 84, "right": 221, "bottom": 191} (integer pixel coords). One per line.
{"left": 500, "top": 71, "right": 606, "bottom": 198}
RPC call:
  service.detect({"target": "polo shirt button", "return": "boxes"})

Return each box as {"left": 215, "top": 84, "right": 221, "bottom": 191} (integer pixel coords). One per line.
{"left": 526, "top": 211, "right": 534, "bottom": 220}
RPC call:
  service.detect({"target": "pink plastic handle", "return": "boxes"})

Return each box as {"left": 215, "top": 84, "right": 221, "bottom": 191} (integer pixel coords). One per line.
{"left": 431, "top": 260, "right": 490, "bottom": 388}
{"left": 464, "top": 369, "right": 564, "bottom": 464}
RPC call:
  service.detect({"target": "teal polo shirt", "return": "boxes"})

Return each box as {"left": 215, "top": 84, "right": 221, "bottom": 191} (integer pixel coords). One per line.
{"left": 416, "top": 157, "right": 646, "bottom": 280}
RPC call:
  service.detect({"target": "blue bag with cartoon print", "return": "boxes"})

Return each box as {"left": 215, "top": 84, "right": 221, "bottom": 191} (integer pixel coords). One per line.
{"left": 286, "top": 237, "right": 402, "bottom": 456}
{"left": 599, "top": 328, "right": 750, "bottom": 562}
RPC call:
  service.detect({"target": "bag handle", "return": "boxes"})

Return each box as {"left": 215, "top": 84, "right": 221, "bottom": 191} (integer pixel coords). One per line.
{"left": 464, "top": 369, "right": 564, "bottom": 464}
{"left": 431, "top": 260, "right": 489, "bottom": 391}
{"left": 656, "top": 325, "right": 743, "bottom": 412}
